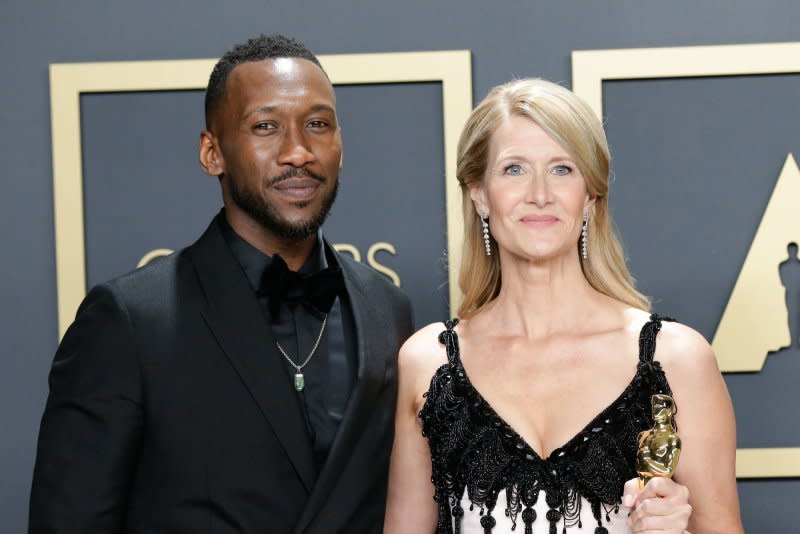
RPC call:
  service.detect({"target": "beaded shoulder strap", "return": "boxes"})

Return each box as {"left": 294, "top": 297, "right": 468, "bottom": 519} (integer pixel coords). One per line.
{"left": 437, "top": 318, "right": 461, "bottom": 366}
{"left": 638, "top": 313, "right": 675, "bottom": 364}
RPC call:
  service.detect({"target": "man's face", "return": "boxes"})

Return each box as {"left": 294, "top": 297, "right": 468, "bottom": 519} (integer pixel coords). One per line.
{"left": 206, "top": 57, "right": 342, "bottom": 241}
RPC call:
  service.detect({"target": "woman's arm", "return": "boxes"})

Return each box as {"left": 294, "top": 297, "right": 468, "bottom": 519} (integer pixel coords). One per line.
{"left": 384, "top": 325, "right": 444, "bottom": 534}
{"left": 648, "top": 322, "right": 744, "bottom": 534}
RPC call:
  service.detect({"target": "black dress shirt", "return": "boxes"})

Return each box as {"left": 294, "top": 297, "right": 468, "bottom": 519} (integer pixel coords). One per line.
{"left": 217, "top": 212, "right": 356, "bottom": 477}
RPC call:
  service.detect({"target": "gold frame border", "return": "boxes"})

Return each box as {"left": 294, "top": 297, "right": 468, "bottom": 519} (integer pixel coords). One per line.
{"left": 50, "top": 51, "right": 472, "bottom": 339}
{"left": 572, "top": 41, "right": 800, "bottom": 118}
{"left": 571, "top": 41, "right": 800, "bottom": 479}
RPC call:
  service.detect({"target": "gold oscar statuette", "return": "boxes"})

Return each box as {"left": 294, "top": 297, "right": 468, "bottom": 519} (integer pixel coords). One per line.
{"left": 636, "top": 394, "right": 682, "bottom": 487}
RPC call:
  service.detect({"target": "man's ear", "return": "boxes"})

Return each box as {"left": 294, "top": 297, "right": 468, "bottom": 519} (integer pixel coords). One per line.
{"left": 199, "top": 130, "right": 225, "bottom": 177}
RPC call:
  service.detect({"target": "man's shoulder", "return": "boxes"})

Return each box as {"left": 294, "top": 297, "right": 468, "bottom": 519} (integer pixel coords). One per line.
{"left": 82, "top": 244, "right": 204, "bottom": 326}
{"left": 334, "top": 251, "right": 414, "bottom": 334}
{"left": 335, "top": 250, "right": 407, "bottom": 303}
{"left": 105, "top": 247, "right": 189, "bottom": 296}
{"left": 104, "top": 215, "right": 223, "bottom": 299}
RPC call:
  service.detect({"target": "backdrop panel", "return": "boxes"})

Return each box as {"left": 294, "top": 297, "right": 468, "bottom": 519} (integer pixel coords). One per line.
{"left": 604, "top": 74, "right": 800, "bottom": 532}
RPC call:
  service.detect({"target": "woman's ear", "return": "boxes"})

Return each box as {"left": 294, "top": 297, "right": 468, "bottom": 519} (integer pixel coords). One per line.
{"left": 199, "top": 130, "right": 225, "bottom": 177}
{"left": 469, "top": 182, "right": 489, "bottom": 217}
{"left": 584, "top": 193, "right": 597, "bottom": 213}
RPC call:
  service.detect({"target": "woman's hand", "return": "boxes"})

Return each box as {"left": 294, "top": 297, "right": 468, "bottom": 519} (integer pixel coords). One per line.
{"left": 622, "top": 477, "right": 692, "bottom": 533}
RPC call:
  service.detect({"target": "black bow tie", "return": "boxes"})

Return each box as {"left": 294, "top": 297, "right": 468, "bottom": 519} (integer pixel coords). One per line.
{"left": 257, "top": 254, "right": 344, "bottom": 319}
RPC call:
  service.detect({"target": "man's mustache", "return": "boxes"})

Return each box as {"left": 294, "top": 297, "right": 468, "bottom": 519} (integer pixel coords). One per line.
{"left": 267, "top": 168, "right": 326, "bottom": 186}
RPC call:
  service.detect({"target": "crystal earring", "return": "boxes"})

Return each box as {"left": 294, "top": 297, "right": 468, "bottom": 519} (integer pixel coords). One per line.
{"left": 481, "top": 212, "right": 491, "bottom": 256}
{"left": 581, "top": 212, "right": 589, "bottom": 260}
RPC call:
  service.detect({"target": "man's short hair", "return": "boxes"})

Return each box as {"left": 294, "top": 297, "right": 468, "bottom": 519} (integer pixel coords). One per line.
{"left": 204, "top": 34, "right": 326, "bottom": 128}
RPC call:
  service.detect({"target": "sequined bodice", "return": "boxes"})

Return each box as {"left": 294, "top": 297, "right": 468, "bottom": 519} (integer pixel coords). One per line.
{"left": 419, "top": 315, "right": 674, "bottom": 534}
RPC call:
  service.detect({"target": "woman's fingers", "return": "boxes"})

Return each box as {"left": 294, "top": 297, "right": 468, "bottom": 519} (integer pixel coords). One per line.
{"left": 622, "top": 477, "right": 641, "bottom": 507}
{"left": 629, "top": 496, "right": 692, "bottom": 522}
{"left": 624, "top": 477, "right": 692, "bottom": 533}
{"left": 635, "top": 476, "right": 690, "bottom": 506}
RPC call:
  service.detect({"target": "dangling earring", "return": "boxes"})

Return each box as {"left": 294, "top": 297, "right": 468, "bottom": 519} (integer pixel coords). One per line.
{"left": 480, "top": 211, "right": 491, "bottom": 256}
{"left": 581, "top": 212, "right": 589, "bottom": 260}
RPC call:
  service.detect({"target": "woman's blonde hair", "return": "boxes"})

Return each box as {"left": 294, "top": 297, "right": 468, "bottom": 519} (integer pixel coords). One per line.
{"left": 456, "top": 78, "right": 650, "bottom": 317}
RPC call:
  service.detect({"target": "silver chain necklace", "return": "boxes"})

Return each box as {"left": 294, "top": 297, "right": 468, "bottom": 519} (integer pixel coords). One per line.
{"left": 275, "top": 314, "right": 328, "bottom": 391}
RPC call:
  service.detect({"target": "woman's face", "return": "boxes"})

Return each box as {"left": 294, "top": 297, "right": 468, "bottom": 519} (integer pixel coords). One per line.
{"left": 471, "top": 115, "right": 593, "bottom": 263}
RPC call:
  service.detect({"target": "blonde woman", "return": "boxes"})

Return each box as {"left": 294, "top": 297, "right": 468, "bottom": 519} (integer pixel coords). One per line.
{"left": 385, "top": 79, "right": 742, "bottom": 533}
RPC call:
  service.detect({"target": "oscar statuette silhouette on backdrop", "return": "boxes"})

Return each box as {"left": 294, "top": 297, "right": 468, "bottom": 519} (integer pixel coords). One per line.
{"left": 779, "top": 242, "right": 800, "bottom": 349}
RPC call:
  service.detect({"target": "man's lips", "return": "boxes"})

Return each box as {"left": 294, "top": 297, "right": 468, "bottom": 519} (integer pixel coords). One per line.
{"left": 271, "top": 177, "right": 322, "bottom": 200}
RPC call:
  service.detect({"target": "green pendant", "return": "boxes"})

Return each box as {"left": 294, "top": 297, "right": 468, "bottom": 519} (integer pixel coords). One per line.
{"left": 294, "top": 372, "right": 305, "bottom": 391}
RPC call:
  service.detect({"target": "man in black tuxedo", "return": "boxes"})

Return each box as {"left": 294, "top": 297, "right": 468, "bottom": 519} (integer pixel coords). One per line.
{"left": 30, "top": 34, "right": 413, "bottom": 533}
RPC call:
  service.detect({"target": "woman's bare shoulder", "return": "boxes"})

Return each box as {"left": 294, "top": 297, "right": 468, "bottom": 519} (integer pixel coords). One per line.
{"left": 398, "top": 322, "right": 451, "bottom": 379}
{"left": 654, "top": 319, "right": 720, "bottom": 380}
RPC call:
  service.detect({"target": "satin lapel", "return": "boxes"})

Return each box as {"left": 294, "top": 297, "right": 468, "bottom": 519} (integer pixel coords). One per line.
{"left": 189, "top": 222, "right": 316, "bottom": 492}
{"left": 294, "top": 251, "right": 387, "bottom": 533}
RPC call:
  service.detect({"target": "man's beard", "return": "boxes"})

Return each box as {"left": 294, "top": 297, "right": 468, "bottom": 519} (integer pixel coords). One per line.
{"left": 228, "top": 169, "right": 339, "bottom": 241}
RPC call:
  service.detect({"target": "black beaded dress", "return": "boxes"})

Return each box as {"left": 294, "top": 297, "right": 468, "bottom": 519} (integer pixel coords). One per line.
{"left": 419, "top": 314, "right": 675, "bottom": 534}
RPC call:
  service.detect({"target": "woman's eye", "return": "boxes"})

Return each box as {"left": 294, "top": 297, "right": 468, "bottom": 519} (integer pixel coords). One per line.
{"left": 551, "top": 164, "right": 572, "bottom": 176}
{"left": 504, "top": 164, "right": 523, "bottom": 176}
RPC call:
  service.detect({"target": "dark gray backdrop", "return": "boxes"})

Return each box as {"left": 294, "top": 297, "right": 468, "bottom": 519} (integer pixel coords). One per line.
{"left": 2, "top": 1, "right": 799, "bottom": 531}
{"left": 81, "top": 83, "right": 448, "bottom": 327}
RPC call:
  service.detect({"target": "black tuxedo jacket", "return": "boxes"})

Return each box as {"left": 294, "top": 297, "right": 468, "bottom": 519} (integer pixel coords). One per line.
{"left": 30, "top": 219, "right": 414, "bottom": 533}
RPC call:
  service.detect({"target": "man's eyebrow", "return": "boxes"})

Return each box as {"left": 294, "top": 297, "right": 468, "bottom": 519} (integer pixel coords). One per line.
{"left": 243, "top": 103, "right": 335, "bottom": 118}
{"left": 309, "top": 103, "right": 336, "bottom": 113}
{"left": 243, "top": 105, "right": 277, "bottom": 118}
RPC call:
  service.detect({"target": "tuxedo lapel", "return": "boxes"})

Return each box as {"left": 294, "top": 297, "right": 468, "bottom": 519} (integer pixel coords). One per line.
{"left": 189, "top": 221, "right": 316, "bottom": 492}
{"left": 293, "top": 250, "right": 388, "bottom": 533}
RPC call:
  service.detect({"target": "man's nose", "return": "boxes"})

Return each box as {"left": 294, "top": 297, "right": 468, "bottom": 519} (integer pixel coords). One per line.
{"left": 277, "top": 126, "right": 315, "bottom": 167}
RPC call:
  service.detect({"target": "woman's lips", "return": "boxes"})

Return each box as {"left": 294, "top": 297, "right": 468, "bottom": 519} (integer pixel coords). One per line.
{"left": 520, "top": 215, "right": 559, "bottom": 227}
